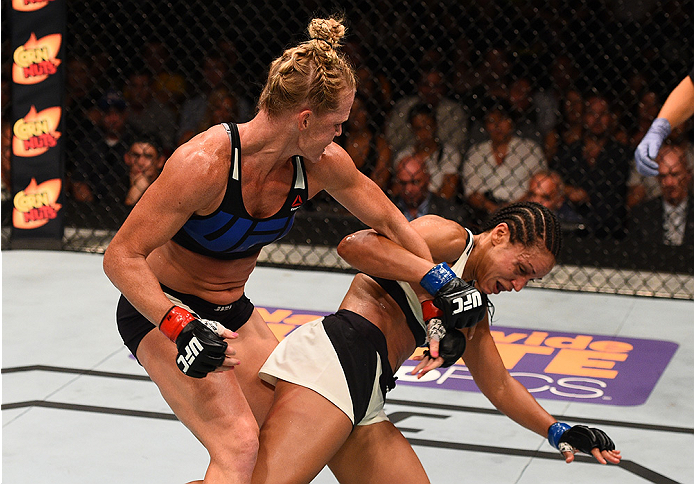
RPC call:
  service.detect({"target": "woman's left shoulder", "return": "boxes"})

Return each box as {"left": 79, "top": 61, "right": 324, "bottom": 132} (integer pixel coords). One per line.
{"left": 309, "top": 142, "right": 353, "bottom": 176}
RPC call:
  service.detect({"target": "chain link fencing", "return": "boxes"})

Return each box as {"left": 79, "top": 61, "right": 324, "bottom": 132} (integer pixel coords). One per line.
{"left": 2, "top": 0, "right": 693, "bottom": 298}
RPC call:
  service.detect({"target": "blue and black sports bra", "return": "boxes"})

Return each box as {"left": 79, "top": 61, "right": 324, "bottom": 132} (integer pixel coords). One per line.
{"left": 171, "top": 122, "right": 308, "bottom": 260}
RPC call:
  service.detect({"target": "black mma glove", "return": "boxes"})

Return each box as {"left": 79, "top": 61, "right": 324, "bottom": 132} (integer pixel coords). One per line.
{"left": 548, "top": 422, "right": 616, "bottom": 455}
{"left": 420, "top": 263, "right": 487, "bottom": 330}
{"left": 160, "top": 306, "right": 228, "bottom": 378}
{"left": 423, "top": 328, "right": 467, "bottom": 367}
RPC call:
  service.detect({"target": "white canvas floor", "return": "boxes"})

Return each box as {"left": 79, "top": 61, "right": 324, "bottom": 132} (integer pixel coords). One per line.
{"left": 2, "top": 250, "right": 693, "bottom": 483}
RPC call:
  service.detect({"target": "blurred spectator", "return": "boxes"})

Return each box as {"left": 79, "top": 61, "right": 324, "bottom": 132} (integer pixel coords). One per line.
{"left": 67, "top": 89, "right": 134, "bottom": 227}
{"left": 450, "top": 35, "right": 477, "bottom": 107}
{"left": 469, "top": 75, "right": 544, "bottom": 146}
{"left": 521, "top": 170, "right": 585, "bottom": 232}
{"left": 508, "top": 75, "right": 545, "bottom": 143}
{"left": 178, "top": 87, "right": 239, "bottom": 145}
{"left": 470, "top": 46, "right": 512, "bottom": 102}
{"left": 533, "top": 54, "right": 583, "bottom": 137}
{"left": 141, "top": 40, "right": 187, "bottom": 112}
{"left": 123, "top": 133, "right": 167, "bottom": 207}
{"left": 342, "top": 39, "right": 393, "bottom": 128}
{"left": 630, "top": 145, "right": 693, "bottom": 248}
{"left": 544, "top": 89, "right": 584, "bottom": 164}
{"left": 385, "top": 67, "right": 468, "bottom": 155}
{"left": 391, "top": 153, "right": 476, "bottom": 225}
{"left": 1, "top": 65, "right": 10, "bottom": 119}
{"left": 1, "top": 119, "right": 10, "bottom": 227}
{"left": 466, "top": 46, "right": 513, "bottom": 129}
{"left": 353, "top": 63, "right": 393, "bottom": 129}
{"left": 64, "top": 56, "right": 101, "bottom": 158}
{"left": 463, "top": 98, "right": 547, "bottom": 217}
{"left": 392, "top": 103, "right": 462, "bottom": 200}
{"left": 335, "top": 93, "right": 391, "bottom": 191}
{"left": 554, "top": 92, "right": 631, "bottom": 238}
{"left": 2, "top": 119, "right": 11, "bottom": 203}
{"left": 176, "top": 52, "right": 253, "bottom": 145}
{"left": 123, "top": 69, "right": 178, "bottom": 154}
{"left": 628, "top": 119, "right": 694, "bottom": 207}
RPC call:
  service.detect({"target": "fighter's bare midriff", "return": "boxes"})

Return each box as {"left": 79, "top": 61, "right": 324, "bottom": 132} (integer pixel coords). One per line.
{"left": 339, "top": 273, "right": 417, "bottom": 371}
{"left": 147, "top": 240, "right": 259, "bottom": 305}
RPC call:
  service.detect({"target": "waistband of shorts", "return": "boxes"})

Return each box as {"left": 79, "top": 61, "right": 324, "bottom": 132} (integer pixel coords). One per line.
{"left": 160, "top": 284, "right": 253, "bottom": 322}
{"left": 334, "top": 309, "right": 397, "bottom": 392}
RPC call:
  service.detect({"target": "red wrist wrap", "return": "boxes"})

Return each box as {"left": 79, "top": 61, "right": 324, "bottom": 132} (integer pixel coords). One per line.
{"left": 421, "top": 300, "right": 442, "bottom": 321}
{"left": 159, "top": 306, "right": 195, "bottom": 341}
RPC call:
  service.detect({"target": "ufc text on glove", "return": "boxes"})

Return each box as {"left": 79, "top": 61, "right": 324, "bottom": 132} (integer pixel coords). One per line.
{"left": 420, "top": 263, "right": 487, "bottom": 329}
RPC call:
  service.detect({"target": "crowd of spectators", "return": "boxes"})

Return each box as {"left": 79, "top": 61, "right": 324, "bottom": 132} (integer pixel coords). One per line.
{"left": 3, "top": 1, "right": 691, "bottom": 262}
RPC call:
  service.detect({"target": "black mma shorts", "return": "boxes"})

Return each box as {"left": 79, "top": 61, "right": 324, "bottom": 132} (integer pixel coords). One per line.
{"left": 116, "top": 284, "right": 255, "bottom": 361}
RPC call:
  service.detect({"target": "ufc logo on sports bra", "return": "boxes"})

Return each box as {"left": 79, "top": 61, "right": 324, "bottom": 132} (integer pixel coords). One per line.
{"left": 452, "top": 292, "right": 483, "bottom": 314}
{"left": 177, "top": 336, "right": 204, "bottom": 374}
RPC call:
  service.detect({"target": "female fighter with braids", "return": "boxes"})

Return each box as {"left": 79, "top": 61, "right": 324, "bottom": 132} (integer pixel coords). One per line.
{"left": 253, "top": 202, "right": 621, "bottom": 483}
{"left": 103, "top": 16, "right": 439, "bottom": 484}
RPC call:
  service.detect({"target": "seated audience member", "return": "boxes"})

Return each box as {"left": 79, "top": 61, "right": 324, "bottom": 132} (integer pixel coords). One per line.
{"left": 123, "top": 133, "right": 167, "bottom": 207}
{"left": 533, "top": 54, "right": 582, "bottom": 137}
{"left": 385, "top": 67, "right": 468, "bottom": 155}
{"left": 123, "top": 69, "right": 178, "bottom": 154}
{"left": 630, "top": 145, "right": 693, "bottom": 248}
{"left": 141, "top": 40, "right": 187, "bottom": 112}
{"left": 554, "top": 91, "right": 631, "bottom": 238}
{"left": 335, "top": 93, "right": 391, "bottom": 191}
{"left": 2, "top": 119, "right": 11, "bottom": 203}
{"left": 544, "top": 89, "right": 584, "bottom": 164}
{"left": 463, "top": 98, "right": 547, "bottom": 218}
{"left": 466, "top": 46, "right": 512, "bottom": 117}
{"left": 69, "top": 89, "right": 133, "bottom": 206}
{"left": 392, "top": 153, "right": 476, "bottom": 225}
{"left": 177, "top": 87, "right": 239, "bottom": 145}
{"left": 176, "top": 52, "right": 252, "bottom": 146}
{"left": 507, "top": 75, "right": 544, "bottom": 144}
{"left": 521, "top": 170, "right": 585, "bottom": 232}
{"left": 392, "top": 103, "right": 463, "bottom": 201}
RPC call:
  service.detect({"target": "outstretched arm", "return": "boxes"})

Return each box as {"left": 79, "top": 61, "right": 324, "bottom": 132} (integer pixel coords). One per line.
{"left": 464, "top": 318, "right": 621, "bottom": 465}
{"left": 635, "top": 72, "right": 694, "bottom": 176}
{"left": 337, "top": 215, "right": 469, "bottom": 282}
{"left": 658, "top": 74, "right": 694, "bottom": 129}
{"left": 313, "top": 143, "right": 433, "bottom": 264}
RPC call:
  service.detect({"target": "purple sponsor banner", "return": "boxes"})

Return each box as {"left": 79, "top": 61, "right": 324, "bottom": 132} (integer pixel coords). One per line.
{"left": 258, "top": 307, "right": 679, "bottom": 407}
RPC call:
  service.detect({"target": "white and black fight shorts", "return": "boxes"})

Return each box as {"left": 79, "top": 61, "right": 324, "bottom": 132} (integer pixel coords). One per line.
{"left": 259, "top": 309, "right": 396, "bottom": 426}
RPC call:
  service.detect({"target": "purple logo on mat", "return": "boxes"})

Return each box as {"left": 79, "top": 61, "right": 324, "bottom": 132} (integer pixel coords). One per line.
{"left": 396, "top": 327, "right": 678, "bottom": 406}
{"left": 258, "top": 307, "right": 678, "bottom": 407}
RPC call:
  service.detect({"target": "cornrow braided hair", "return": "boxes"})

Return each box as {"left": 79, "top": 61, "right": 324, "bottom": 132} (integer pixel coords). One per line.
{"left": 480, "top": 202, "right": 562, "bottom": 258}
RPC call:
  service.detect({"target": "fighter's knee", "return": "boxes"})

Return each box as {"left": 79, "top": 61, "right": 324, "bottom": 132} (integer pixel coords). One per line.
{"left": 209, "top": 418, "right": 260, "bottom": 469}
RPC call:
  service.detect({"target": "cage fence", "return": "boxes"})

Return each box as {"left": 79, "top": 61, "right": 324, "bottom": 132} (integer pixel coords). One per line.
{"left": 2, "top": 0, "right": 693, "bottom": 299}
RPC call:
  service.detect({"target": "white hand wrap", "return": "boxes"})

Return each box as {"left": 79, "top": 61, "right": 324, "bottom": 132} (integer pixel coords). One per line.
{"left": 426, "top": 319, "right": 446, "bottom": 343}
{"left": 558, "top": 442, "right": 574, "bottom": 454}
{"left": 199, "top": 318, "right": 225, "bottom": 336}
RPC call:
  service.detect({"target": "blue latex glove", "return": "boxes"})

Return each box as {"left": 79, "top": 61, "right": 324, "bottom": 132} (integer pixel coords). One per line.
{"left": 634, "top": 118, "right": 671, "bottom": 176}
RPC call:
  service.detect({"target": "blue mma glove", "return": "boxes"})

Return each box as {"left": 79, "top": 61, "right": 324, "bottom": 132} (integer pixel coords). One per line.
{"left": 548, "top": 422, "right": 616, "bottom": 455}
{"left": 635, "top": 117, "right": 671, "bottom": 176}
{"left": 420, "top": 262, "right": 487, "bottom": 330}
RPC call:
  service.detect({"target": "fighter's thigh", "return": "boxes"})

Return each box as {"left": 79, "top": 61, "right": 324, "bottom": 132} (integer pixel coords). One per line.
{"left": 328, "top": 421, "right": 430, "bottom": 484}
{"left": 253, "top": 380, "right": 353, "bottom": 484}
{"left": 232, "top": 308, "right": 280, "bottom": 424}
{"left": 137, "top": 329, "right": 258, "bottom": 448}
